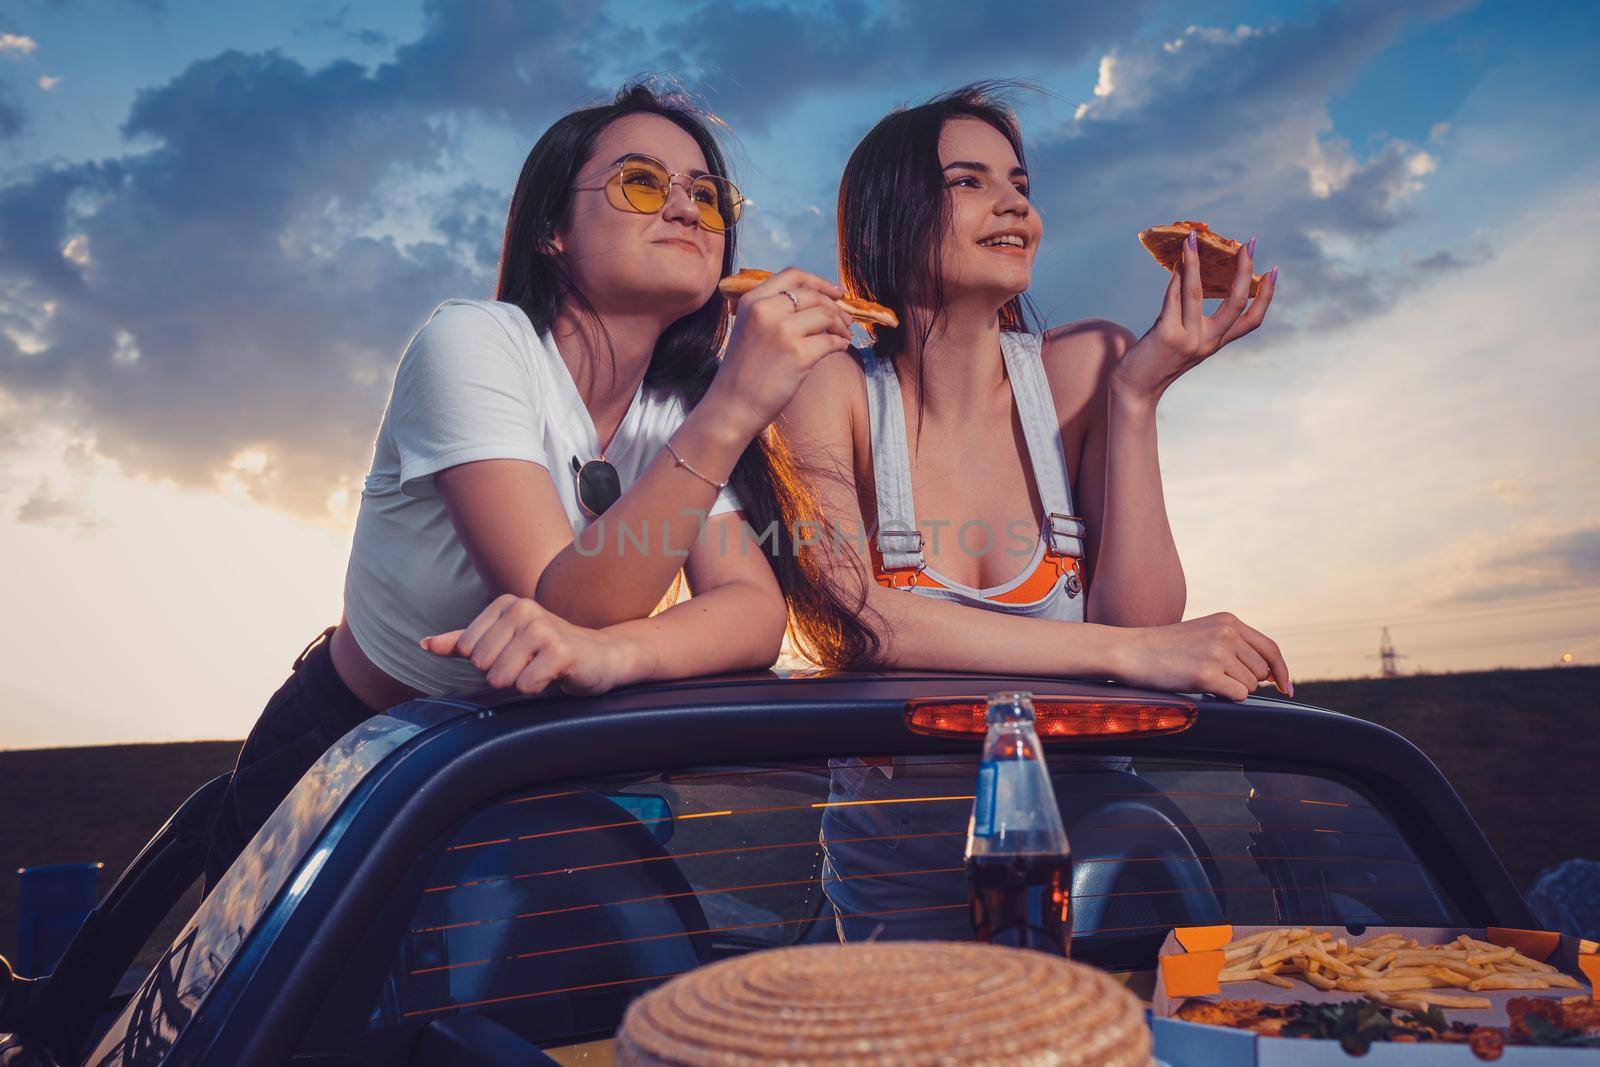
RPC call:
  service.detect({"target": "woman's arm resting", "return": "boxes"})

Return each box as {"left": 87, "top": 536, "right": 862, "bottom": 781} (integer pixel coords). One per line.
{"left": 436, "top": 458, "right": 785, "bottom": 672}
{"left": 602, "top": 510, "right": 788, "bottom": 679}
{"left": 433, "top": 402, "right": 760, "bottom": 627}
{"left": 533, "top": 405, "right": 755, "bottom": 627}
{"left": 420, "top": 513, "right": 788, "bottom": 694}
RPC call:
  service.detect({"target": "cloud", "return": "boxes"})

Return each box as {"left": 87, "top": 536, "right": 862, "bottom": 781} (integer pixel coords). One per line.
{"left": 654, "top": 0, "right": 1157, "bottom": 129}
{"left": 0, "top": 0, "right": 1559, "bottom": 540}
{"left": 0, "top": 33, "right": 38, "bottom": 56}
{"left": 37, "top": 74, "right": 61, "bottom": 91}
{"left": 0, "top": 0, "right": 622, "bottom": 520}
{"left": 1454, "top": 526, "right": 1600, "bottom": 604}
{"left": 298, "top": 5, "right": 391, "bottom": 50}
{"left": 1161, "top": 171, "right": 1600, "bottom": 658}
{"left": 426, "top": 180, "right": 507, "bottom": 277}
{"left": 601, "top": 0, "right": 1497, "bottom": 384}
{"left": 735, "top": 199, "right": 839, "bottom": 277}
{"left": 1023, "top": 0, "right": 1474, "bottom": 335}
{"left": 373, "top": 0, "right": 621, "bottom": 120}
{"left": 15, "top": 481, "right": 101, "bottom": 531}
{"left": 721, "top": 5, "right": 1470, "bottom": 306}
{"left": 1417, "top": 521, "right": 1600, "bottom": 612}
{"left": 1415, "top": 247, "right": 1478, "bottom": 273}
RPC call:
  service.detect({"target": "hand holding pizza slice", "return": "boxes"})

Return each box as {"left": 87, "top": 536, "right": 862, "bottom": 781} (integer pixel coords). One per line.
{"left": 1138, "top": 221, "right": 1265, "bottom": 299}
{"left": 1111, "top": 220, "right": 1279, "bottom": 408}
{"left": 720, "top": 268, "right": 899, "bottom": 329}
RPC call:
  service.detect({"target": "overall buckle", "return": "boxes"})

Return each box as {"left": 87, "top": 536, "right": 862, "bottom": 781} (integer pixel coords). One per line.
{"left": 875, "top": 528, "right": 925, "bottom": 554}
{"left": 874, "top": 528, "right": 926, "bottom": 590}
{"left": 876, "top": 565, "right": 926, "bottom": 591}
{"left": 1044, "top": 551, "right": 1084, "bottom": 598}
{"left": 1047, "top": 512, "right": 1086, "bottom": 560}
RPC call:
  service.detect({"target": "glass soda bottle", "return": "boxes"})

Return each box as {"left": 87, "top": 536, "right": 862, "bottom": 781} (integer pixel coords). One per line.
{"left": 964, "top": 692, "right": 1073, "bottom": 956}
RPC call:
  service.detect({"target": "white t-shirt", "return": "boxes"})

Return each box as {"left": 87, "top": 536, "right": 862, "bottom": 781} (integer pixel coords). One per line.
{"left": 343, "top": 298, "right": 742, "bottom": 696}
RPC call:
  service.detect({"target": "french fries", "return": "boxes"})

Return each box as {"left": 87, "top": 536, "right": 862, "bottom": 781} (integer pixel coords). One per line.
{"left": 1415, "top": 992, "right": 1494, "bottom": 1010}
{"left": 1368, "top": 989, "right": 1494, "bottom": 1012}
{"left": 1467, "top": 975, "right": 1551, "bottom": 992}
{"left": 1303, "top": 970, "right": 1339, "bottom": 991}
{"left": 1338, "top": 976, "right": 1436, "bottom": 993}
{"left": 1212, "top": 928, "right": 1591, "bottom": 1011}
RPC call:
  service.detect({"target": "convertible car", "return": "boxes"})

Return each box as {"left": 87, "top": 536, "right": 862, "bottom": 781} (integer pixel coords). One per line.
{"left": 0, "top": 670, "right": 1534, "bottom": 1065}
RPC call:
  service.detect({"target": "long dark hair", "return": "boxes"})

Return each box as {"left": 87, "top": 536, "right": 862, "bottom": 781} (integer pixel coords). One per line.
{"left": 788, "top": 84, "right": 1044, "bottom": 667}
{"left": 495, "top": 80, "right": 879, "bottom": 668}
{"left": 837, "top": 81, "right": 1040, "bottom": 388}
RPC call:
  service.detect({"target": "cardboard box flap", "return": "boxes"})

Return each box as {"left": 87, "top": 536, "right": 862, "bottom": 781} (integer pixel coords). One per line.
{"left": 1579, "top": 953, "right": 1600, "bottom": 1000}
{"left": 1160, "top": 949, "right": 1224, "bottom": 998}
{"left": 1175, "top": 924, "right": 1234, "bottom": 952}
{"left": 1486, "top": 926, "right": 1561, "bottom": 962}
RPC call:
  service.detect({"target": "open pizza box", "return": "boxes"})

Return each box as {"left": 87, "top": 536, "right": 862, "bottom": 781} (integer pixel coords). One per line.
{"left": 1150, "top": 925, "right": 1600, "bottom": 1065}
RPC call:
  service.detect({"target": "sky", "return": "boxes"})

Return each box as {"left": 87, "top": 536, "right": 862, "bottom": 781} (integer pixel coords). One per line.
{"left": 1, "top": 0, "right": 1596, "bottom": 748}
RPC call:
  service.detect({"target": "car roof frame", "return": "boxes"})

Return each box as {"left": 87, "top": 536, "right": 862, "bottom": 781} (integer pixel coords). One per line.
{"left": 149, "top": 673, "right": 1531, "bottom": 1065}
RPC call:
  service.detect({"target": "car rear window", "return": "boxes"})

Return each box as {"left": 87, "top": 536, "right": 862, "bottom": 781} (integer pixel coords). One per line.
{"left": 316, "top": 753, "right": 1462, "bottom": 1055}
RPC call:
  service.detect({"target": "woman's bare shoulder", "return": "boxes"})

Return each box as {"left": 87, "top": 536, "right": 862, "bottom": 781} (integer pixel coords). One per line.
{"left": 1042, "top": 319, "right": 1136, "bottom": 363}
{"left": 785, "top": 347, "right": 870, "bottom": 429}
{"left": 1039, "top": 319, "right": 1137, "bottom": 399}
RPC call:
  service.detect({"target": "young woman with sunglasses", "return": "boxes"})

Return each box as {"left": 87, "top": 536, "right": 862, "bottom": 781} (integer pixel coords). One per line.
{"left": 203, "top": 83, "right": 862, "bottom": 892}
{"left": 782, "top": 84, "right": 1292, "bottom": 700}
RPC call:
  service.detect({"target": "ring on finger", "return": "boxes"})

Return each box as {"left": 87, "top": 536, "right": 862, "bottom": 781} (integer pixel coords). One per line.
{"left": 779, "top": 289, "right": 800, "bottom": 312}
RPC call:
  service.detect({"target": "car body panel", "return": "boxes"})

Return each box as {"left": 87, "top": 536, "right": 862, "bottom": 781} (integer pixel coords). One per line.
{"left": 58, "top": 671, "right": 1529, "bottom": 1065}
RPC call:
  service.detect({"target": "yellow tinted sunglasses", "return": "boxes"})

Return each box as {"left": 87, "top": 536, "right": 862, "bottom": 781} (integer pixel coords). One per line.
{"left": 574, "top": 153, "right": 744, "bottom": 234}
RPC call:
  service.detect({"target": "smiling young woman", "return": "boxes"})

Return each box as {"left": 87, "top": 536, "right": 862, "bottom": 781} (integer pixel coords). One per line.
{"left": 780, "top": 83, "right": 1292, "bottom": 698}
{"left": 203, "top": 82, "right": 871, "bottom": 892}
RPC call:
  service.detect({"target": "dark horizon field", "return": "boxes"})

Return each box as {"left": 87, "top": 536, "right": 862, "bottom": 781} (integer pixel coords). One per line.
{"left": 2, "top": 664, "right": 1595, "bottom": 972}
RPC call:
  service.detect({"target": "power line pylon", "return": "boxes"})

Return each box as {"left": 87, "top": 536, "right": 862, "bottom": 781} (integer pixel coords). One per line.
{"left": 1376, "top": 627, "right": 1407, "bottom": 678}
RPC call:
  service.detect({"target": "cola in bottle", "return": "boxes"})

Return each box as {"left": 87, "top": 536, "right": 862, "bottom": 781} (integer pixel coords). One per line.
{"left": 964, "top": 692, "right": 1073, "bottom": 956}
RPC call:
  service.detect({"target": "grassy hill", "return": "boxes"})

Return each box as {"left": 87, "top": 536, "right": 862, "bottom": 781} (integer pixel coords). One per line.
{"left": 1, "top": 665, "right": 1595, "bottom": 969}
{"left": 1291, "top": 665, "right": 1599, "bottom": 891}
{"left": 0, "top": 741, "right": 239, "bottom": 972}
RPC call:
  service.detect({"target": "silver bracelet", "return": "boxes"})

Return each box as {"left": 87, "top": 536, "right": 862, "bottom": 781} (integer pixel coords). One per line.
{"left": 665, "top": 439, "right": 728, "bottom": 491}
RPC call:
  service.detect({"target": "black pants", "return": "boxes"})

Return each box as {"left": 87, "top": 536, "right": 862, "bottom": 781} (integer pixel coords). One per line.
{"left": 203, "top": 625, "right": 377, "bottom": 895}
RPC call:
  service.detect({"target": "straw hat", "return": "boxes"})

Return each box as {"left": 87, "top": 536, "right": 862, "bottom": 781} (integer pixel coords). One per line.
{"left": 614, "top": 941, "right": 1152, "bottom": 1066}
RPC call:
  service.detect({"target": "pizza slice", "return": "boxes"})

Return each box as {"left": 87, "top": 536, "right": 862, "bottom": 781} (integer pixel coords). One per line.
{"left": 718, "top": 268, "right": 900, "bottom": 328}
{"left": 1137, "top": 220, "right": 1263, "bottom": 299}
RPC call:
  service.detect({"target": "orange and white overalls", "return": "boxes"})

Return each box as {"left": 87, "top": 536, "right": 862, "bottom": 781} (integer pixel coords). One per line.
{"left": 860, "top": 331, "right": 1087, "bottom": 622}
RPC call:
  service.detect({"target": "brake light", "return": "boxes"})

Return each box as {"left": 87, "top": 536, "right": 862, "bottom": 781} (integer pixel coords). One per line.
{"left": 905, "top": 695, "right": 1197, "bottom": 740}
